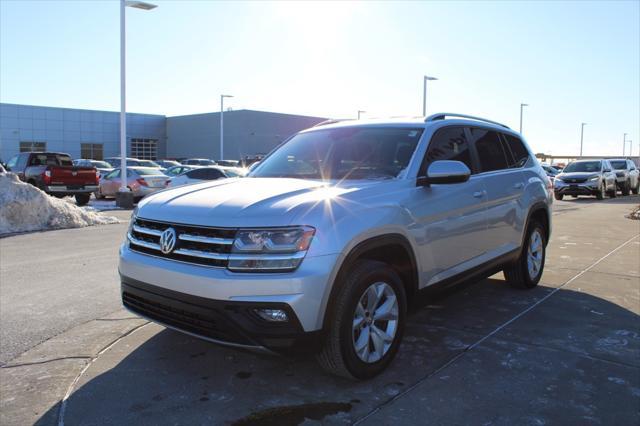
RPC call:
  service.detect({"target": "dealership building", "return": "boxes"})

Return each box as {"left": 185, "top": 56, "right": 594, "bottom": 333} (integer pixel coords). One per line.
{"left": 0, "top": 103, "right": 326, "bottom": 163}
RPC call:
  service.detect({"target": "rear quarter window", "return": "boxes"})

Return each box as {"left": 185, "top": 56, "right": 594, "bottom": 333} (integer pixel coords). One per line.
{"left": 502, "top": 134, "right": 530, "bottom": 168}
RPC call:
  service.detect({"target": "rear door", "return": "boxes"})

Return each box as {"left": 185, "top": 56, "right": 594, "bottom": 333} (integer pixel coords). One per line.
{"left": 469, "top": 128, "right": 527, "bottom": 257}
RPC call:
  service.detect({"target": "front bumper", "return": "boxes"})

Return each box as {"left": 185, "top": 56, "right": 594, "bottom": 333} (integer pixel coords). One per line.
{"left": 121, "top": 277, "right": 323, "bottom": 353}
{"left": 554, "top": 181, "right": 599, "bottom": 196}
{"left": 119, "top": 243, "right": 341, "bottom": 349}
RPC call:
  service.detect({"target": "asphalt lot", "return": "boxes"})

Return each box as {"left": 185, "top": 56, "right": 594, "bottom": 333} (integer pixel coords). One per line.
{"left": 0, "top": 210, "right": 131, "bottom": 364}
{"left": 1, "top": 196, "right": 639, "bottom": 425}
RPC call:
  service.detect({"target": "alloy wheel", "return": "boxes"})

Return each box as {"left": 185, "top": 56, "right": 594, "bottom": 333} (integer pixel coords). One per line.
{"left": 352, "top": 281, "right": 399, "bottom": 363}
{"left": 527, "top": 229, "right": 544, "bottom": 280}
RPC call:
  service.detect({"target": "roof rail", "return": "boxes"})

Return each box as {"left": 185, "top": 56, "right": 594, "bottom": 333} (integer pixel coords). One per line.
{"left": 313, "top": 119, "right": 351, "bottom": 127}
{"left": 425, "top": 113, "right": 510, "bottom": 129}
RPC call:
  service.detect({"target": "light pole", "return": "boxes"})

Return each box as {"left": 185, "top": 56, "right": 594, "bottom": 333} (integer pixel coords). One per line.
{"left": 220, "top": 94, "right": 233, "bottom": 161}
{"left": 117, "top": 0, "right": 157, "bottom": 206}
{"left": 357, "top": 110, "right": 366, "bottom": 120}
{"left": 422, "top": 75, "right": 438, "bottom": 116}
{"left": 519, "top": 103, "right": 528, "bottom": 133}
{"left": 579, "top": 122, "right": 587, "bottom": 157}
{"left": 623, "top": 133, "right": 628, "bottom": 156}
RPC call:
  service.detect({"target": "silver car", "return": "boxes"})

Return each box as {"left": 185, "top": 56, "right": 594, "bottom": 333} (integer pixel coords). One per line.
{"left": 609, "top": 159, "right": 640, "bottom": 195}
{"left": 96, "top": 167, "right": 167, "bottom": 202}
{"left": 554, "top": 159, "right": 618, "bottom": 200}
{"left": 120, "top": 113, "right": 552, "bottom": 379}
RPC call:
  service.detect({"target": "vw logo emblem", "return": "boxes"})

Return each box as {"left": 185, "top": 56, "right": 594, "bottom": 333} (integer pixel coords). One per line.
{"left": 159, "top": 228, "right": 177, "bottom": 254}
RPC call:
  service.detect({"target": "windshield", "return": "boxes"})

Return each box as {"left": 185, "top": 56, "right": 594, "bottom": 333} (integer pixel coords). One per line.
{"left": 91, "top": 161, "right": 111, "bottom": 169}
{"left": 563, "top": 161, "right": 601, "bottom": 173}
{"left": 251, "top": 127, "right": 423, "bottom": 180}
{"left": 138, "top": 160, "right": 161, "bottom": 167}
{"left": 610, "top": 160, "right": 627, "bottom": 170}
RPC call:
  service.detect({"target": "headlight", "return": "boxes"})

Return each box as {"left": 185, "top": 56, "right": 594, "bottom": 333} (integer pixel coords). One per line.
{"left": 588, "top": 176, "right": 599, "bottom": 181}
{"left": 229, "top": 226, "right": 315, "bottom": 272}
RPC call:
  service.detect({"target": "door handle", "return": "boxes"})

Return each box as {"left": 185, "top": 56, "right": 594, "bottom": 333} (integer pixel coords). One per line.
{"left": 514, "top": 182, "right": 524, "bottom": 189}
{"left": 473, "top": 191, "right": 485, "bottom": 198}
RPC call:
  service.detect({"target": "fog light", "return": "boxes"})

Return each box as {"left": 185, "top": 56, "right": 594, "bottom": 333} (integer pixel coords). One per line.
{"left": 254, "top": 308, "right": 289, "bottom": 322}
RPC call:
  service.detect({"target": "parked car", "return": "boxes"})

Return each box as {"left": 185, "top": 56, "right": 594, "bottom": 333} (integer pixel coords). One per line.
{"left": 216, "top": 159, "right": 240, "bottom": 167}
{"left": 120, "top": 113, "right": 552, "bottom": 379}
{"left": 156, "top": 160, "right": 181, "bottom": 169}
{"left": 553, "top": 159, "right": 617, "bottom": 200}
{"left": 164, "top": 165, "right": 199, "bottom": 177}
{"left": 166, "top": 166, "right": 231, "bottom": 187}
{"left": 95, "top": 167, "right": 168, "bottom": 202}
{"left": 5, "top": 152, "right": 99, "bottom": 205}
{"left": 104, "top": 157, "right": 144, "bottom": 168}
{"left": 73, "top": 159, "right": 114, "bottom": 177}
{"left": 182, "top": 158, "right": 217, "bottom": 166}
{"left": 540, "top": 164, "right": 560, "bottom": 185}
{"left": 609, "top": 159, "right": 640, "bottom": 195}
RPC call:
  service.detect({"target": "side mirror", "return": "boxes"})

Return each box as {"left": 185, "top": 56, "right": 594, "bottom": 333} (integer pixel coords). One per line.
{"left": 417, "top": 160, "right": 471, "bottom": 186}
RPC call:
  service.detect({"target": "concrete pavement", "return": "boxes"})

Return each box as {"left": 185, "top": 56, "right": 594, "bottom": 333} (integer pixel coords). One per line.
{"left": 1, "top": 197, "right": 638, "bottom": 425}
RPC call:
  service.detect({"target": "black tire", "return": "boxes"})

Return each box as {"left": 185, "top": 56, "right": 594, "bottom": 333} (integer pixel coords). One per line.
{"left": 75, "top": 193, "right": 90, "bottom": 206}
{"left": 504, "top": 221, "right": 546, "bottom": 289}
{"left": 596, "top": 183, "right": 605, "bottom": 200}
{"left": 554, "top": 193, "right": 563, "bottom": 201}
{"left": 622, "top": 181, "right": 630, "bottom": 196}
{"left": 316, "top": 259, "right": 407, "bottom": 380}
{"left": 632, "top": 181, "right": 639, "bottom": 195}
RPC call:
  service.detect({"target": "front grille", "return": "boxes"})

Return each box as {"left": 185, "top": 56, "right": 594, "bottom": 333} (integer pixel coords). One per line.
{"left": 128, "top": 218, "right": 236, "bottom": 268}
{"left": 122, "top": 291, "right": 251, "bottom": 344}
{"left": 563, "top": 177, "right": 587, "bottom": 184}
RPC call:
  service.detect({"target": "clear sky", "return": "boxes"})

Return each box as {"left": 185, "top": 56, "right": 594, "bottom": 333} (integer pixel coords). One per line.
{"left": 1, "top": 0, "right": 639, "bottom": 156}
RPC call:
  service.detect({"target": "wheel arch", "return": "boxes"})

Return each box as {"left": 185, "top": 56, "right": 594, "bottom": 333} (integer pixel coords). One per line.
{"left": 321, "top": 233, "right": 419, "bottom": 331}
{"left": 524, "top": 202, "right": 551, "bottom": 246}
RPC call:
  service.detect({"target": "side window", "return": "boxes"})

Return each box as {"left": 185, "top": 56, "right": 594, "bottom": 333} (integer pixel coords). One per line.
{"left": 502, "top": 134, "right": 530, "bottom": 168}
{"left": 420, "top": 126, "right": 473, "bottom": 175}
{"left": 105, "top": 169, "right": 120, "bottom": 179}
{"left": 16, "top": 154, "right": 29, "bottom": 170}
{"left": 470, "top": 128, "right": 510, "bottom": 172}
{"left": 186, "top": 169, "right": 207, "bottom": 179}
{"left": 206, "top": 169, "right": 225, "bottom": 179}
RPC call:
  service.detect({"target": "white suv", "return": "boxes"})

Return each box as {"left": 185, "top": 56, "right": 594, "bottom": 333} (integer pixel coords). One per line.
{"left": 120, "top": 113, "right": 552, "bottom": 379}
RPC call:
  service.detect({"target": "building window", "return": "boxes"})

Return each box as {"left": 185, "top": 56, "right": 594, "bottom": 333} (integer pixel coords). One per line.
{"left": 19, "top": 141, "right": 46, "bottom": 152}
{"left": 80, "top": 143, "right": 104, "bottom": 160}
{"left": 130, "top": 138, "right": 158, "bottom": 160}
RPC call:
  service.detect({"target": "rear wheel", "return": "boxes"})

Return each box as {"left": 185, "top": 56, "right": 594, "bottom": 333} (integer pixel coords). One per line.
{"left": 75, "top": 193, "right": 90, "bottom": 206}
{"left": 504, "top": 221, "right": 546, "bottom": 289}
{"left": 622, "top": 180, "right": 631, "bottom": 196}
{"left": 317, "top": 260, "right": 406, "bottom": 380}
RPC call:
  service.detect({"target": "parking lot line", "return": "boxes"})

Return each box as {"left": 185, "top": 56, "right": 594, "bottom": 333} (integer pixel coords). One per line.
{"left": 354, "top": 232, "right": 640, "bottom": 424}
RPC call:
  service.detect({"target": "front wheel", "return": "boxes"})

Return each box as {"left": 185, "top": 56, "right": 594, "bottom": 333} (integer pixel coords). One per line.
{"left": 504, "top": 221, "right": 546, "bottom": 289}
{"left": 75, "top": 193, "right": 90, "bottom": 206}
{"left": 316, "top": 260, "right": 406, "bottom": 380}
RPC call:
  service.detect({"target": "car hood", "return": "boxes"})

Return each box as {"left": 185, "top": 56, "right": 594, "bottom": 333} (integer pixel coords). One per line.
{"left": 136, "top": 177, "right": 371, "bottom": 228}
{"left": 558, "top": 172, "right": 599, "bottom": 180}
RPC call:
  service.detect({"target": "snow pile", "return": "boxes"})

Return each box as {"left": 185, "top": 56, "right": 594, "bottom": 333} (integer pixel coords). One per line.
{"left": 0, "top": 172, "right": 119, "bottom": 236}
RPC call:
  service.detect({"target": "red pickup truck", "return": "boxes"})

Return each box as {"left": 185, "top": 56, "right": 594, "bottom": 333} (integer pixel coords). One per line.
{"left": 5, "top": 152, "right": 99, "bottom": 205}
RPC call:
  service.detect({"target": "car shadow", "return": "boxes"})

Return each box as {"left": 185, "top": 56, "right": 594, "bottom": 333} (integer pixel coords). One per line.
{"left": 35, "top": 276, "right": 640, "bottom": 425}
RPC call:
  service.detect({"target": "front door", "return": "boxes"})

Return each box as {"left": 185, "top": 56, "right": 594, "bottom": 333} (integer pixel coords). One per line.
{"left": 406, "top": 126, "right": 488, "bottom": 287}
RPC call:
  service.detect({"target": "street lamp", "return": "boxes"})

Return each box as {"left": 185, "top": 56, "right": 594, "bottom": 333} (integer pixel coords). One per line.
{"left": 220, "top": 94, "right": 233, "bottom": 161}
{"left": 422, "top": 75, "right": 438, "bottom": 116}
{"left": 117, "top": 0, "right": 157, "bottom": 207}
{"left": 623, "top": 133, "right": 628, "bottom": 156}
{"left": 519, "top": 103, "right": 529, "bottom": 134}
{"left": 579, "top": 122, "right": 587, "bottom": 157}
{"left": 357, "top": 110, "right": 366, "bottom": 120}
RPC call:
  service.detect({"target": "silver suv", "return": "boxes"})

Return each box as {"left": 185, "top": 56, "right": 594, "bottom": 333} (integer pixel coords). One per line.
{"left": 120, "top": 113, "right": 552, "bottom": 379}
